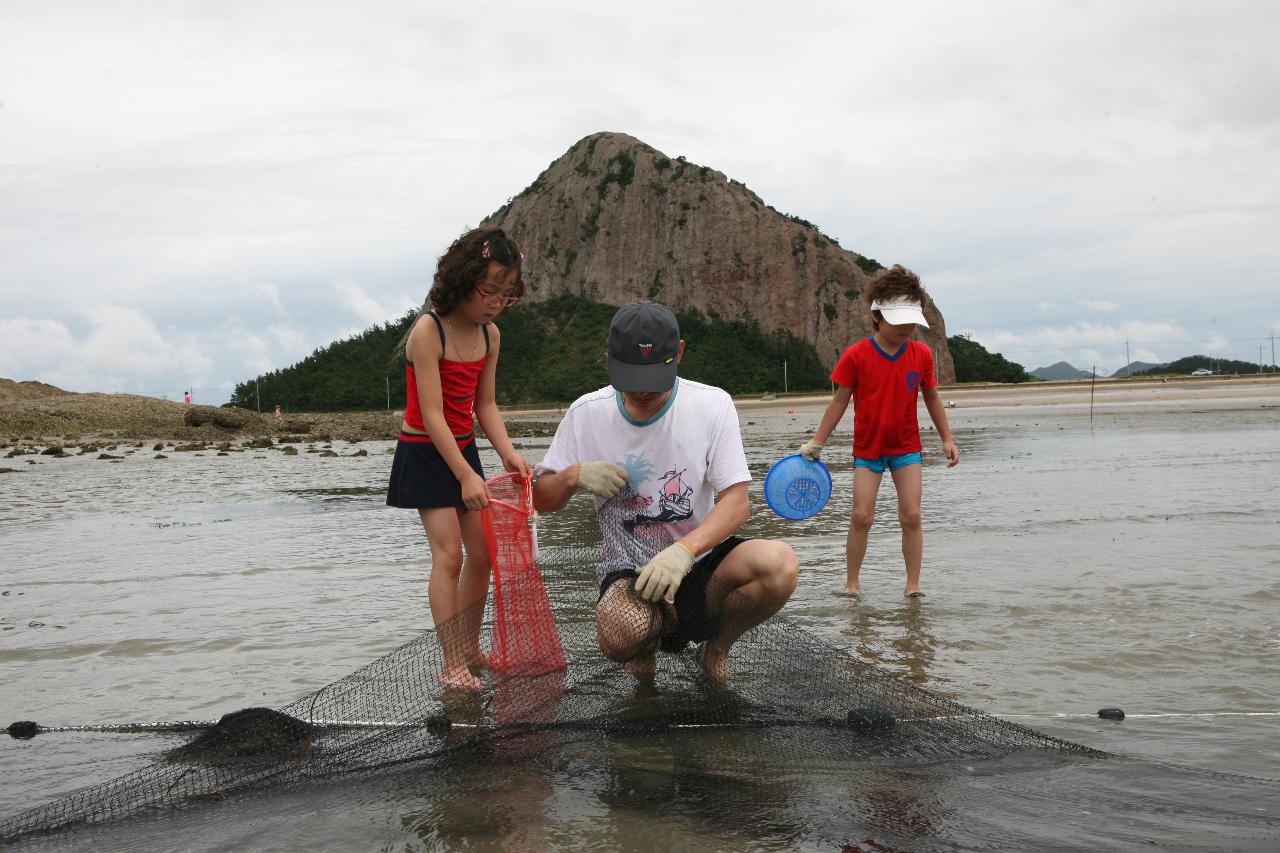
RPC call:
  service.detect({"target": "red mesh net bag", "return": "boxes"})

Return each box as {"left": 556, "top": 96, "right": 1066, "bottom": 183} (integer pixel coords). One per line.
{"left": 481, "top": 473, "right": 566, "bottom": 677}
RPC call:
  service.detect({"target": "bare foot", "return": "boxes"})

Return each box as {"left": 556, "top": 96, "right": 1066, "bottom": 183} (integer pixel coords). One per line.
{"left": 696, "top": 646, "right": 730, "bottom": 686}
{"left": 466, "top": 651, "right": 489, "bottom": 671}
{"left": 624, "top": 654, "right": 656, "bottom": 678}
{"left": 904, "top": 589, "right": 925, "bottom": 599}
{"left": 440, "top": 666, "right": 483, "bottom": 691}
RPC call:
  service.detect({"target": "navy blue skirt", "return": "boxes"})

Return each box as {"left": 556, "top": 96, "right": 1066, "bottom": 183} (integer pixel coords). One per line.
{"left": 386, "top": 436, "right": 484, "bottom": 509}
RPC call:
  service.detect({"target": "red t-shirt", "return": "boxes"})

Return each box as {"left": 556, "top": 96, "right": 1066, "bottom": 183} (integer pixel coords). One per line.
{"left": 830, "top": 338, "right": 937, "bottom": 459}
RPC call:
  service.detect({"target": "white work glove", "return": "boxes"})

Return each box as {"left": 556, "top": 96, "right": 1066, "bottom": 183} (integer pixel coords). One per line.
{"left": 576, "top": 461, "right": 628, "bottom": 498}
{"left": 635, "top": 542, "right": 697, "bottom": 604}
{"left": 798, "top": 439, "right": 825, "bottom": 461}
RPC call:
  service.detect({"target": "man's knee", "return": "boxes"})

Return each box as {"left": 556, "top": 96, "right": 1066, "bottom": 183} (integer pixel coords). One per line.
{"left": 762, "top": 540, "right": 799, "bottom": 597}
{"left": 898, "top": 505, "right": 922, "bottom": 529}
{"left": 723, "top": 539, "right": 798, "bottom": 598}
{"left": 597, "top": 619, "right": 656, "bottom": 662}
{"left": 596, "top": 582, "right": 661, "bottom": 662}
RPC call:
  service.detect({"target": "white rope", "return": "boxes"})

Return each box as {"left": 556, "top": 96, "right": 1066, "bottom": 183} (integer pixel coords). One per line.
{"left": 15, "top": 710, "right": 1280, "bottom": 737}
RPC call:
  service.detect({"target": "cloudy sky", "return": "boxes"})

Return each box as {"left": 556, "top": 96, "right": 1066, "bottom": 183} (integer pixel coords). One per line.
{"left": 2, "top": 1, "right": 1278, "bottom": 403}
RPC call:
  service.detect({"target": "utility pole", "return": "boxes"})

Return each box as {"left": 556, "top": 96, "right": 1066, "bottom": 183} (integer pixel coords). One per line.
{"left": 386, "top": 376, "right": 391, "bottom": 410}
{"left": 255, "top": 380, "right": 261, "bottom": 412}
{"left": 1271, "top": 332, "right": 1275, "bottom": 373}
{"left": 1089, "top": 366, "right": 1096, "bottom": 424}
{"left": 783, "top": 359, "right": 788, "bottom": 395}
{"left": 1125, "top": 340, "right": 1130, "bottom": 373}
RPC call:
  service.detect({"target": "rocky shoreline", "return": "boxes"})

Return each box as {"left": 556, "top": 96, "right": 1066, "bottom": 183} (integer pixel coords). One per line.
{"left": 0, "top": 379, "right": 562, "bottom": 457}
{"left": 3, "top": 374, "right": 1275, "bottom": 462}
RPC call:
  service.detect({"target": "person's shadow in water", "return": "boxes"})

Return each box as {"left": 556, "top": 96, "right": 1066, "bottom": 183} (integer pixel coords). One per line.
{"left": 841, "top": 597, "right": 944, "bottom": 688}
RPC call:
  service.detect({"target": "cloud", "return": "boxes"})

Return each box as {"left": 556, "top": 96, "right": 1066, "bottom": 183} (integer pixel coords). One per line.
{"left": 0, "top": 317, "right": 77, "bottom": 382}
{"left": 332, "top": 279, "right": 415, "bottom": 329}
{"left": 0, "top": 307, "right": 205, "bottom": 394}
{"left": 1079, "top": 300, "right": 1120, "bottom": 314}
{"left": 2, "top": 2, "right": 1278, "bottom": 397}
{"left": 246, "top": 282, "right": 285, "bottom": 315}
{"left": 0, "top": 306, "right": 350, "bottom": 401}
{"left": 969, "top": 319, "right": 1191, "bottom": 371}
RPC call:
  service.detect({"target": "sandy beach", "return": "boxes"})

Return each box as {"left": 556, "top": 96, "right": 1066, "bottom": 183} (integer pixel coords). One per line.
{"left": 4, "top": 374, "right": 1277, "bottom": 451}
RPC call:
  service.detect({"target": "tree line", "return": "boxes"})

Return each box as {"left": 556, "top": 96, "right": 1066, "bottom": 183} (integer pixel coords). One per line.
{"left": 229, "top": 297, "right": 1034, "bottom": 412}
{"left": 1135, "top": 355, "right": 1274, "bottom": 376}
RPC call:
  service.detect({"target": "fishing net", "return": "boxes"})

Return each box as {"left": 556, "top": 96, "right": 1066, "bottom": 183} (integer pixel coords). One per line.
{"left": 3, "top": 474, "right": 1279, "bottom": 850}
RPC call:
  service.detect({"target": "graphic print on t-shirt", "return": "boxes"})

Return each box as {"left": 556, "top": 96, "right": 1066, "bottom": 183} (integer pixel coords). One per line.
{"left": 623, "top": 467, "right": 694, "bottom": 533}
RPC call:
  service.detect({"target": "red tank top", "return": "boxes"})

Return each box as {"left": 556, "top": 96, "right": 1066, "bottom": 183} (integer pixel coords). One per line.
{"left": 403, "top": 313, "right": 489, "bottom": 448}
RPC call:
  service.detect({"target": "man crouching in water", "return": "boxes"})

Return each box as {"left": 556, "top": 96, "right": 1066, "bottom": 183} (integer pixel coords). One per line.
{"left": 532, "top": 300, "right": 799, "bottom": 683}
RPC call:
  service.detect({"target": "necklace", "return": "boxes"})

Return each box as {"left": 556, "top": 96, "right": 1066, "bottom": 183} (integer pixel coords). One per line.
{"left": 444, "top": 315, "right": 481, "bottom": 361}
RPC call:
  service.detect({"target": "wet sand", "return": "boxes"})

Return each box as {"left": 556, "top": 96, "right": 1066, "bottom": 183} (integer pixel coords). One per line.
{"left": 2, "top": 377, "right": 1278, "bottom": 849}
{"left": 5, "top": 374, "right": 1278, "bottom": 449}
{"left": 732, "top": 373, "right": 1280, "bottom": 412}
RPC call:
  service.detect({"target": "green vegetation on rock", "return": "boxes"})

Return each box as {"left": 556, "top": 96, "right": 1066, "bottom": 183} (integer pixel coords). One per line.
{"left": 1135, "top": 355, "right": 1272, "bottom": 376}
{"left": 947, "top": 335, "right": 1034, "bottom": 384}
{"left": 230, "top": 296, "right": 832, "bottom": 412}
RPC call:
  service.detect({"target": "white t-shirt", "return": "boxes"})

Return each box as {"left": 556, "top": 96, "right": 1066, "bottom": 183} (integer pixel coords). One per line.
{"left": 535, "top": 378, "right": 751, "bottom": 580}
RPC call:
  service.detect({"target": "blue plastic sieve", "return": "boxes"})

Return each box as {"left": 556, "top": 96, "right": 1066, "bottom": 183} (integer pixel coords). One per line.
{"left": 763, "top": 454, "right": 832, "bottom": 520}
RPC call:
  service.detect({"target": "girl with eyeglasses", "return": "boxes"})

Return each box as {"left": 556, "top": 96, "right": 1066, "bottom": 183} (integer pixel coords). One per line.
{"left": 387, "top": 225, "right": 530, "bottom": 689}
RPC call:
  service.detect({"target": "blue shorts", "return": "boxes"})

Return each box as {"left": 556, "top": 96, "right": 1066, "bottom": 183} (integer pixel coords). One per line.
{"left": 854, "top": 452, "right": 922, "bottom": 474}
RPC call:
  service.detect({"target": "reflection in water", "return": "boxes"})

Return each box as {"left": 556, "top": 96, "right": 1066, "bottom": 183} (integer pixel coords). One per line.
{"left": 4, "top": 396, "right": 1280, "bottom": 848}
{"left": 841, "top": 599, "right": 940, "bottom": 687}
{"left": 399, "top": 759, "right": 554, "bottom": 851}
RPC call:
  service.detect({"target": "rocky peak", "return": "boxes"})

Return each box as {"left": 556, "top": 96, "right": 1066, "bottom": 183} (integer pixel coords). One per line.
{"left": 485, "top": 132, "right": 954, "bottom": 381}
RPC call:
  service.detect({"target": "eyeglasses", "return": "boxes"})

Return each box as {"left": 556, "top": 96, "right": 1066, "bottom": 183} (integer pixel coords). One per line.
{"left": 474, "top": 286, "right": 520, "bottom": 308}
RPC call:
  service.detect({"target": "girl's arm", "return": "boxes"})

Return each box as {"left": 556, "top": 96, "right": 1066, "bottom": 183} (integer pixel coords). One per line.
{"left": 472, "top": 324, "right": 531, "bottom": 479}
{"left": 921, "top": 385, "right": 960, "bottom": 467}
{"left": 813, "top": 385, "right": 854, "bottom": 444}
{"left": 802, "top": 385, "right": 854, "bottom": 457}
{"left": 408, "top": 316, "right": 490, "bottom": 509}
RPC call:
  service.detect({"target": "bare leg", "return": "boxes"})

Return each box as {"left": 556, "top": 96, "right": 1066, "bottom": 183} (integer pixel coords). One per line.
{"left": 458, "top": 509, "right": 493, "bottom": 667}
{"left": 420, "top": 508, "right": 483, "bottom": 688}
{"left": 890, "top": 463, "right": 924, "bottom": 596}
{"left": 700, "top": 539, "right": 799, "bottom": 683}
{"left": 845, "top": 467, "right": 883, "bottom": 594}
{"left": 596, "top": 578, "right": 663, "bottom": 679}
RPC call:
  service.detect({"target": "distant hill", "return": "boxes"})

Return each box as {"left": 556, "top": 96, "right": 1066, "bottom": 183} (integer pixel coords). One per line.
{"left": 232, "top": 130, "right": 973, "bottom": 409}
{"left": 484, "top": 132, "right": 954, "bottom": 382}
{"left": 0, "top": 378, "right": 67, "bottom": 402}
{"left": 1135, "top": 355, "right": 1273, "bottom": 376}
{"left": 1031, "top": 362, "right": 1093, "bottom": 381}
{"left": 1111, "top": 361, "right": 1165, "bottom": 378}
{"left": 950, "top": 337, "right": 1034, "bottom": 383}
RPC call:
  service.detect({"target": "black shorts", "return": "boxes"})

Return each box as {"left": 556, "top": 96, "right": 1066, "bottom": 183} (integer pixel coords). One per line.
{"left": 385, "top": 435, "right": 484, "bottom": 509}
{"left": 598, "top": 536, "right": 747, "bottom": 651}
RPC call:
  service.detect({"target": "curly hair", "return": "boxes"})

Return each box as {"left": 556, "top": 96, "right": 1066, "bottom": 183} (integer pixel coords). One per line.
{"left": 866, "top": 265, "right": 926, "bottom": 329}
{"left": 429, "top": 226, "right": 524, "bottom": 316}
{"left": 395, "top": 226, "right": 525, "bottom": 357}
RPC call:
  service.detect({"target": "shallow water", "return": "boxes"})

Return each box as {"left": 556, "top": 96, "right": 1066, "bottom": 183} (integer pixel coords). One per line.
{"left": 2, "top": 390, "right": 1278, "bottom": 849}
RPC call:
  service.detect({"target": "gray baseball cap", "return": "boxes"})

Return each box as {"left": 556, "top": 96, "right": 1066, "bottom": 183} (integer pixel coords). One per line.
{"left": 607, "top": 300, "right": 680, "bottom": 392}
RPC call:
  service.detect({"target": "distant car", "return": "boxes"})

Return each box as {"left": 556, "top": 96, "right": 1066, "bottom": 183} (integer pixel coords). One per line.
{"left": 1190, "top": 368, "right": 1213, "bottom": 376}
